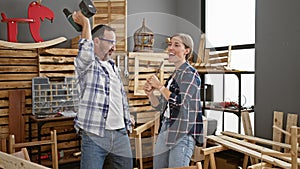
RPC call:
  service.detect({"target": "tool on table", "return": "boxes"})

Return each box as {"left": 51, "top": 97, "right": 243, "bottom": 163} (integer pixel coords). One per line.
{"left": 63, "top": 0, "right": 97, "bottom": 32}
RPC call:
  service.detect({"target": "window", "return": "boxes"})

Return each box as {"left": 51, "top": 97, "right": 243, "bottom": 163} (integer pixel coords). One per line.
{"left": 204, "top": 0, "right": 255, "bottom": 134}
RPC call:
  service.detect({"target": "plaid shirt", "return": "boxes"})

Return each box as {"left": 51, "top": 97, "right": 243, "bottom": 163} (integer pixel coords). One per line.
{"left": 155, "top": 62, "right": 203, "bottom": 146}
{"left": 74, "top": 39, "right": 132, "bottom": 137}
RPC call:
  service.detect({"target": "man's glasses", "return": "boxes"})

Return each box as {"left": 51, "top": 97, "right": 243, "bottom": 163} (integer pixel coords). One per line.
{"left": 99, "top": 37, "right": 116, "bottom": 45}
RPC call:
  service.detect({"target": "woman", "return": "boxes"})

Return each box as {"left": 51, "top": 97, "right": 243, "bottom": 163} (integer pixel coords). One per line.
{"left": 144, "top": 33, "right": 203, "bottom": 168}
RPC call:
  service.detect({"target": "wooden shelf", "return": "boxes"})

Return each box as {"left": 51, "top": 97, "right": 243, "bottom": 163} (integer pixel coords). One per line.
{"left": 204, "top": 106, "right": 254, "bottom": 114}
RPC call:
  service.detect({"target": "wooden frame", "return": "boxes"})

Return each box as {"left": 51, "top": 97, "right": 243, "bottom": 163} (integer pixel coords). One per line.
{"left": 0, "top": 151, "right": 50, "bottom": 169}
{"left": 129, "top": 52, "right": 167, "bottom": 95}
{"left": 9, "top": 130, "right": 58, "bottom": 169}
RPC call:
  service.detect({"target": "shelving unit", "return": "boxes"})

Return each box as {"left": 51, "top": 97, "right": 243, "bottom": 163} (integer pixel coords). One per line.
{"left": 32, "top": 77, "right": 78, "bottom": 118}
{"left": 198, "top": 69, "right": 255, "bottom": 133}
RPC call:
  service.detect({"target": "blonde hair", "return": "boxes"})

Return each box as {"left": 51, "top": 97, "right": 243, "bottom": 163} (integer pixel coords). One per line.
{"left": 171, "top": 33, "right": 194, "bottom": 60}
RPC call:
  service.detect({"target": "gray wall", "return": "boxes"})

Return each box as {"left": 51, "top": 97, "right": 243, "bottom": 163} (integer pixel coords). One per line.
{"left": 0, "top": 0, "right": 82, "bottom": 47}
{"left": 127, "top": 0, "right": 202, "bottom": 53}
{"left": 0, "top": 0, "right": 201, "bottom": 51}
{"left": 255, "top": 0, "right": 300, "bottom": 139}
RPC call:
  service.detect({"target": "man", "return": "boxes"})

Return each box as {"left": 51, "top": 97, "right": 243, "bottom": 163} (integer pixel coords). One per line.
{"left": 72, "top": 11, "right": 133, "bottom": 169}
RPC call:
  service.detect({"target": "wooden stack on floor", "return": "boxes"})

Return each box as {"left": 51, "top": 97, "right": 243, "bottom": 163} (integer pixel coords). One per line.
{"left": 201, "top": 110, "right": 299, "bottom": 169}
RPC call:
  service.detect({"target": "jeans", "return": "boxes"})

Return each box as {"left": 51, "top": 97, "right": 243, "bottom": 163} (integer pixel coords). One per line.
{"left": 153, "top": 121, "right": 195, "bottom": 169}
{"left": 80, "top": 128, "right": 133, "bottom": 169}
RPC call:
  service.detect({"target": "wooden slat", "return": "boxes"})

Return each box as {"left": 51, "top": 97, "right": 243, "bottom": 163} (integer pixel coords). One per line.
{"left": 219, "top": 135, "right": 300, "bottom": 164}
{"left": 272, "top": 111, "right": 284, "bottom": 151}
{"left": 0, "top": 73, "right": 38, "bottom": 81}
{"left": 0, "top": 66, "right": 38, "bottom": 73}
{"left": 0, "top": 49, "right": 37, "bottom": 57}
{"left": 284, "top": 113, "right": 298, "bottom": 153}
{"left": 39, "top": 48, "right": 78, "bottom": 56}
{"left": 9, "top": 90, "right": 26, "bottom": 143}
{"left": 207, "top": 135, "right": 291, "bottom": 169}
{"left": 0, "top": 58, "right": 37, "bottom": 65}
{"left": 38, "top": 56, "right": 75, "bottom": 63}
{"left": 0, "top": 81, "right": 32, "bottom": 89}
{"left": 221, "top": 131, "right": 300, "bottom": 152}
{"left": 39, "top": 65, "right": 75, "bottom": 71}
{"left": 0, "top": 151, "right": 50, "bottom": 169}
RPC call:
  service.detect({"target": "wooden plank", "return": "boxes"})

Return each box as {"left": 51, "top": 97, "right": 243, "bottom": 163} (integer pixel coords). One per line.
{"left": 0, "top": 58, "right": 37, "bottom": 65}
{"left": 39, "top": 65, "right": 75, "bottom": 71}
{"left": 247, "top": 162, "right": 272, "bottom": 169}
{"left": 272, "top": 111, "right": 284, "bottom": 151}
{"left": 0, "top": 49, "right": 37, "bottom": 57}
{"left": 221, "top": 131, "right": 300, "bottom": 152}
{"left": 38, "top": 56, "right": 75, "bottom": 63}
{"left": 0, "top": 151, "right": 50, "bottom": 169}
{"left": 207, "top": 135, "right": 291, "bottom": 168}
{"left": 9, "top": 90, "right": 26, "bottom": 143}
{"left": 0, "top": 37, "right": 67, "bottom": 50}
{"left": 284, "top": 113, "right": 298, "bottom": 153}
{"left": 290, "top": 126, "right": 298, "bottom": 169}
{"left": 0, "top": 81, "right": 32, "bottom": 89}
{"left": 0, "top": 73, "right": 38, "bottom": 81}
{"left": 39, "top": 48, "right": 78, "bottom": 56}
{"left": 0, "top": 66, "right": 38, "bottom": 73}
{"left": 219, "top": 135, "right": 300, "bottom": 164}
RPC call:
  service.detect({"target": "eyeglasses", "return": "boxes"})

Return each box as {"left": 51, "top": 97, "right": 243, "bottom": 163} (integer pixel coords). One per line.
{"left": 99, "top": 37, "right": 116, "bottom": 45}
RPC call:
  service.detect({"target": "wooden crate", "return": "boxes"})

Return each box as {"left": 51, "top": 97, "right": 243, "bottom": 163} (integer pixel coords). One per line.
{"left": 93, "top": 0, "right": 127, "bottom": 51}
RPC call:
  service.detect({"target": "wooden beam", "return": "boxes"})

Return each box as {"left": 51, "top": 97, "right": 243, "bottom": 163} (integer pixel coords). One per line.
{"left": 207, "top": 135, "right": 291, "bottom": 168}
{"left": 272, "top": 111, "right": 283, "bottom": 151}
{"left": 219, "top": 135, "right": 300, "bottom": 163}
{"left": 0, "top": 151, "right": 50, "bottom": 169}
{"left": 221, "top": 131, "right": 300, "bottom": 152}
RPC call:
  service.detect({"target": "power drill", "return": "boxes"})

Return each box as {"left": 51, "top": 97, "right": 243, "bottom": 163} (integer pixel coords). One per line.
{"left": 63, "top": 0, "right": 97, "bottom": 32}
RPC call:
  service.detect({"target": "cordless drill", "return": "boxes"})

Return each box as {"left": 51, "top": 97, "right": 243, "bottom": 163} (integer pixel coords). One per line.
{"left": 63, "top": 0, "right": 97, "bottom": 32}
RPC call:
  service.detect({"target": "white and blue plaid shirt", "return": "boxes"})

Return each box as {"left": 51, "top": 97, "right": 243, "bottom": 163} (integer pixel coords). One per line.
{"left": 74, "top": 39, "right": 132, "bottom": 137}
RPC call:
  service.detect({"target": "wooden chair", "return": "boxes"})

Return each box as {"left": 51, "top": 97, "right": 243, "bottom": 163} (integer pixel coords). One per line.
{"left": 11, "top": 147, "right": 31, "bottom": 161}
{"left": 203, "top": 45, "right": 232, "bottom": 69}
{"left": 190, "top": 116, "right": 208, "bottom": 164}
{"left": 133, "top": 112, "right": 160, "bottom": 169}
{"left": 162, "top": 162, "right": 203, "bottom": 169}
{"left": 9, "top": 130, "right": 58, "bottom": 169}
{"left": 0, "top": 150, "right": 50, "bottom": 169}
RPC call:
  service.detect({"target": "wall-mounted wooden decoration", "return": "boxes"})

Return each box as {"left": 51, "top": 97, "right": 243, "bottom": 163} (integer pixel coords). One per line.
{"left": 93, "top": 0, "right": 127, "bottom": 51}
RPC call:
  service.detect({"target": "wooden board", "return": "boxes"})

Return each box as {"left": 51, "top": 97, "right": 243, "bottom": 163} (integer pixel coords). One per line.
{"left": 0, "top": 151, "right": 50, "bottom": 169}
{"left": 273, "top": 111, "right": 284, "bottom": 151}
{"left": 207, "top": 135, "right": 292, "bottom": 169}
{"left": 0, "top": 37, "right": 67, "bottom": 49}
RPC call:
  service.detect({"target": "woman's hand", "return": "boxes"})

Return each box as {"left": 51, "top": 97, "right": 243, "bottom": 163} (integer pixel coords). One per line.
{"left": 147, "top": 75, "right": 163, "bottom": 90}
{"left": 144, "top": 81, "right": 154, "bottom": 96}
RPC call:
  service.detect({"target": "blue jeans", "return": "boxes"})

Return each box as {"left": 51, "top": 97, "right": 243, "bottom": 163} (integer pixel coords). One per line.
{"left": 80, "top": 128, "right": 133, "bottom": 169}
{"left": 153, "top": 121, "right": 195, "bottom": 169}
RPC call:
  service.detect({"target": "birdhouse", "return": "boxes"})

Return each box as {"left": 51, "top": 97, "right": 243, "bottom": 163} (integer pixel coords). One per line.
{"left": 133, "top": 18, "right": 154, "bottom": 52}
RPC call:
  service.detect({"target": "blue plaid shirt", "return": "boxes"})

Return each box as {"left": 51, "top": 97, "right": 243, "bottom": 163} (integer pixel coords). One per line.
{"left": 155, "top": 62, "right": 203, "bottom": 146}
{"left": 74, "top": 39, "right": 132, "bottom": 136}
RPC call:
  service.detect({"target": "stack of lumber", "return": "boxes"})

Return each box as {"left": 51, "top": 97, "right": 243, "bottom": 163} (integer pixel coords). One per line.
{"left": 202, "top": 129, "right": 299, "bottom": 169}
{"left": 0, "top": 47, "right": 80, "bottom": 165}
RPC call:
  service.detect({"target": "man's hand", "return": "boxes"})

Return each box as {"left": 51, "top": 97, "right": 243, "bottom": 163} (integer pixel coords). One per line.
{"left": 72, "top": 10, "right": 91, "bottom": 40}
{"left": 72, "top": 11, "right": 89, "bottom": 26}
